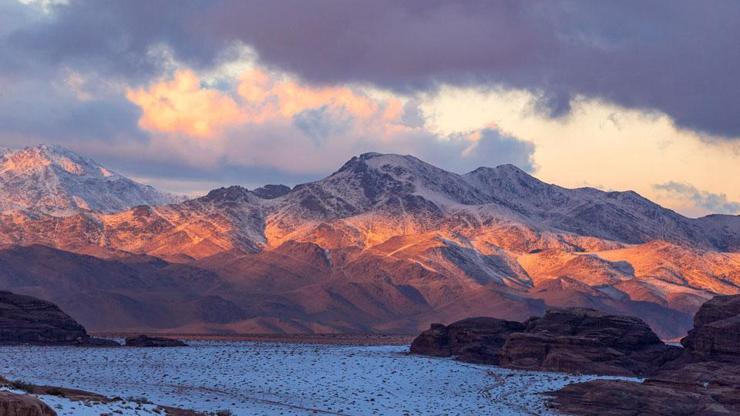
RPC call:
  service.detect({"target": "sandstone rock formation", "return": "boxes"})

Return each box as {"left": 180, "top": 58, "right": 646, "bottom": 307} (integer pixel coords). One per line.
{"left": 0, "top": 391, "right": 56, "bottom": 416}
{"left": 411, "top": 307, "right": 677, "bottom": 376}
{"left": 548, "top": 294, "right": 740, "bottom": 415}
{"left": 124, "top": 335, "right": 187, "bottom": 347}
{"left": 549, "top": 377, "right": 733, "bottom": 416}
{"left": 0, "top": 291, "right": 118, "bottom": 346}
{"left": 498, "top": 308, "right": 679, "bottom": 376}
{"left": 409, "top": 317, "right": 525, "bottom": 364}
{"left": 681, "top": 294, "right": 740, "bottom": 359}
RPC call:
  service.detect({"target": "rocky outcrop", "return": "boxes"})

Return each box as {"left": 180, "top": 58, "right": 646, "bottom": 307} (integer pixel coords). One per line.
{"left": 411, "top": 307, "right": 677, "bottom": 376}
{"left": 499, "top": 308, "right": 679, "bottom": 376}
{"left": 124, "top": 335, "right": 187, "bottom": 347}
{"left": 0, "top": 392, "right": 56, "bottom": 416}
{"left": 409, "top": 317, "right": 525, "bottom": 364}
{"left": 681, "top": 294, "right": 740, "bottom": 360}
{"left": 0, "top": 291, "right": 118, "bottom": 346}
{"left": 547, "top": 294, "right": 740, "bottom": 415}
{"left": 549, "top": 377, "right": 735, "bottom": 416}
{"left": 550, "top": 361, "right": 740, "bottom": 416}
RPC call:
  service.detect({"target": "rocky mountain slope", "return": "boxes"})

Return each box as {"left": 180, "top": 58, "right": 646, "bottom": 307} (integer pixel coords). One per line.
{"left": 0, "top": 145, "right": 178, "bottom": 215}
{"left": 0, "top": 149, "right": 737, "bottom": 337}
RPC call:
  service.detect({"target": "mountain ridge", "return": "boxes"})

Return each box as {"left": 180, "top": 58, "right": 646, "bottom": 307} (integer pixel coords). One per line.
{"left": 0, "top": 146, "right": 737, "bottom": 338}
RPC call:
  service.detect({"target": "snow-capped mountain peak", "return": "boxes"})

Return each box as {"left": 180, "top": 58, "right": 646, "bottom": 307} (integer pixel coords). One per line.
{"left": 0, "top": 144, "right": 180, "bottom": 215}
{"left": 2, "top": 144, "right": 118, "bottom": 179}
{"left": 272, "top": 153, "right": 739, "bottom": 251}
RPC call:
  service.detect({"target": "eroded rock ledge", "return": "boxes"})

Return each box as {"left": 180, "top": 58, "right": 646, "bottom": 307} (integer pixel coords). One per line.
{"left": 547, "top": 294, "right": 740, "bottom": 416}
{"left": 411, "top": 307, "right": 678, "bottom": 376}
{"left": 411, "top": 295, "right": 740, "bottom": 415}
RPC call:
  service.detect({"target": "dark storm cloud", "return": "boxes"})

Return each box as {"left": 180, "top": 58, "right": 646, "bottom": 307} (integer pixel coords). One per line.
{"left": 5, "top": 1, "right": 740, "bottom": 137}
{"left": 0, "top": 1, "right": 149, "bottom": 145}
{"left": 6, "top": 0, "right": 217, "bottom": 82}
{"left": 0, "top": 84, "right": 145, "bottom": 143}
{"left": 206, "top": 0, "right": 740, "bottom": 137}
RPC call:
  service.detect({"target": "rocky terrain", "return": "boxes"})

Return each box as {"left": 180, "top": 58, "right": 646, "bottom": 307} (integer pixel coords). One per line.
{"left": 547, "top": 294, "right": 740, "bottom": 415}
{"left": 408, "top": 317, "right": 525, "bottom": 363}
{"left": 0, "top": 291, "right": 117, "bottom": 346}
{"left": 411, "top": 307, "right": 679, "bottom": 376}
{"left": 0, "top": 147, "right": 737, "bottom": 337}
{"left": 412, "top": 294, "right": 740, "bottom": 414}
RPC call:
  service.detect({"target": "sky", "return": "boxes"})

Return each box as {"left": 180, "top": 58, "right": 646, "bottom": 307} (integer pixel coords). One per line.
{"left": 1, "top": 0, "right": 739, "bottom": 217}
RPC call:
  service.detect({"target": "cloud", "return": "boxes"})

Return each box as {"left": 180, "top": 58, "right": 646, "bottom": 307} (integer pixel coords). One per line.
{"left": 119, "top": 63, "right": 536, "bottom": 181}
{"left": 126, "top": 69, "right": 244, "bottom": 138}
{"left": 235, "top": 68, "right": 401, "bottom": 124}
{"left": 418, "top": 85, "right": 740, "bottom": 217}
{"left": 292, "top": 106, "right": 353, "bottom": 145}
{"left": 7, "top": 0, "right": 740, "bottom": 138}
{"left": 654, "top": 182, "right": 740, "bottom": 217}
{"left": 0, "top": 70, "right": 145, "bottom": 145}
{"left": 468, "top": 129, "right": 536, "bottom": 171}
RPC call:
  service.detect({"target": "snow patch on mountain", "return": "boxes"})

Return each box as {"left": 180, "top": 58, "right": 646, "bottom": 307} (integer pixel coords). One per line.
{"left": 0, "top": 144, "right": 180, "bottom": 215}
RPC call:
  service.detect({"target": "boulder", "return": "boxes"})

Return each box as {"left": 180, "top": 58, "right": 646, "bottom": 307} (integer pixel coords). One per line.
{"left": 0, "top": 291, "right": 118, "bottom": 346}
{"left": 124, "top": 335, "right": 187, "bottom": 347}
{"left": 499, "top": 308, "right": 678, "bottom": 376}
{"left": 410, "top": 317, "right": 525, "bottom": 364}
{"left": 681, "top": 294, "right": 740, "bottom": 360}
{"left": 0, "top": 392, "right": 56, "bottom": 416}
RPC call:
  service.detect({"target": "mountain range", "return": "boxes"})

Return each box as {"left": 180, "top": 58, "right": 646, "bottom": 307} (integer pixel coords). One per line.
{"left": 0, "top": 145, "right": 737, "bottom": 339}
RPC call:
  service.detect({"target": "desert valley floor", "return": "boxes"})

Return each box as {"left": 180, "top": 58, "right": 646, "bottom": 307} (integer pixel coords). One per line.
{"left": 0, "top": 341, "right": 630, "bottom": 415}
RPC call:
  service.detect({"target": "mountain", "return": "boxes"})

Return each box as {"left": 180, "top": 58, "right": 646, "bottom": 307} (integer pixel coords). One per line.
{"left": 0, "top": 144, "right": 179, "bottom": 215}
{"left": 0, "top": 151, "right": 737, "bottom": 338}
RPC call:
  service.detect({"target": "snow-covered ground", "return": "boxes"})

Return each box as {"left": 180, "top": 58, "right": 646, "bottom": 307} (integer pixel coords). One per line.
{"left": 0, "top": 342, "right": 632, "bottom": 415}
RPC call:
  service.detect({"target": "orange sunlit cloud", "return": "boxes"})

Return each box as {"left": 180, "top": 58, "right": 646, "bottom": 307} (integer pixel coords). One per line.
{"left": 126, "top": 70, "right": 245, "bottom": 138}
{"left": 127, "top": 67, "right": 408, "bottom": 140}
{"left": 236, "top": 68, "right": 403, "bottom": 124}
